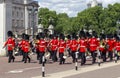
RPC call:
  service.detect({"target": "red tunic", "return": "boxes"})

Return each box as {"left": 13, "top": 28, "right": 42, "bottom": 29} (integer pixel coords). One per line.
{"left": 23, "top": 41, "right": 30, "bottom": 53}
{"left": 35, "top": 40, "right": 39, "bottom": 51}
{"left": 4, "top": 37, "right": 15, "bottom": 51}
{"left": 66, "top": 39, "right": 71, "bottom": 49}
{"left": 19, "top": 39, "right": 26, "bottom": 50}
{"left": 106, "top": 39, "right": 115, "bottom": 52}
{"left": 78, "top": 39, "right": 87, "bottom": 52}
{"left": 88, "top": 38, "right": 99, "bottom": 52}
{"left": 70, "top": 39, "right": 78, "bottom": 52}
{"left": 50, "top": 39, "right": 58, "bottom": 51}
{"left": 38, "top": 39, "right": 46, "bottom": 52}
{"left": 115, "top": 41, "right": 120, "bottom": 51}
{"left": 58, "top": 39, "right": 66, "bottom": 53}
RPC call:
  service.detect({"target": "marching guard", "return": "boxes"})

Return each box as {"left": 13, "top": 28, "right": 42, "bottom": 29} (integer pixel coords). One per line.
{"left": 35, "top": 34, "right": 40, "bottom": 60}
{"left": 78, "top": 31, "right": 87, "bottom": 66}
{"left": 49, "top": 34, "right": 58, "bottom": 62}
{"left": 114, "top": 37, "right": 120, "bottom": 60}
{"left": 70, "top": 33, "right": 78, "bottom": 63}
{"left": 66, "top": 35, "right": 71, "bottom": 57}
{"left": 23, "top": 34, "right": 31, "bottom": 63}
{"left": 3, "top": 31, "right": 15, "bottom": 63}
{"left": 18, "top": 33, "right": 26, "bottom": 61}
{"left": 58, "top": 34, "right": 66, "bottom": 65}
{"left": 99, "top": 34, "right": 106, "bottom": 62}
{"left": 88, "top": 31, "right": 99, "bottom": 64}
{"left": 38, "top": 33, "right": 46, "bottom": 64}
{"left": 106, "top": 34, "right": 115, "bottom": 61}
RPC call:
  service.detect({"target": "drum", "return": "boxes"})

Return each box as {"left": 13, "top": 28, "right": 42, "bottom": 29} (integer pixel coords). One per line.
{"left": 63, "top": 51, "right": 69, "bottom": 59}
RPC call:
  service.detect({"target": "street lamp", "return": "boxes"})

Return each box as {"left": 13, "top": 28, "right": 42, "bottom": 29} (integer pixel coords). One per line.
{"left": 38, "top": 16, "right": 44, "bottom": 33}
{"left": 27, "top": 1, "right": 39, "bottom": 38}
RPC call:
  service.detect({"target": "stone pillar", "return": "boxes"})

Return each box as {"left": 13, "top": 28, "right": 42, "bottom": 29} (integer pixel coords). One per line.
{"left": 0, "top": 0, "right": 12, "bottom": 56}
{"left": 0, "top": 2, "right": 5, "bottom": 56}
{"left": 24, "top": 0, "right": 29, "bottom": 34}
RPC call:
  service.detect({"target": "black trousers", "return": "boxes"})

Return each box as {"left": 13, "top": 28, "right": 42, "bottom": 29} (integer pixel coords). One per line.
{"left": 8, "top": 50, "right": 15, "bottom": 63}
{"left": 51, "top": 50, "right": 58, "bottom": 62}
{"left": 80, "top": 52, "right": 86, "bottom": 65}
{"left": 59, "top": 53, "right": 65, "bottom": 64}
{"left": 116, "top": 51, "right": 120, "bottom": 60}
{"left": 39, "top": 52, "right": 45, "bottom": 64}
{"left": 19, "top": 48, "right": 22, "bottom": 55}
{"left": 36, "top": 50, "right": 39, "bottom": 60}
{"left": 101, "top": 52, "right": 106, "bottom": 62}
{"left": 91, "top": 51, "right": 96, "bottom": 63}
{"left": 108, "top": 51, "right": 113, "bottom": 61}
{"left": 21, "top": 50, "right": 25, "bottom": 61}
{"left": 67, "top": 49, "right": 71, "bottom": 56}
{"left": 24, "top": 52, "right": 30, "bottom": 63}
{"left": 71, "top": 51, "right": 76, "bottom": 63}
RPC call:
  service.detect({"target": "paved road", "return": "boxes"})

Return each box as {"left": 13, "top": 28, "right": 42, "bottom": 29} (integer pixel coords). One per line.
{"left": 0, "top": 54, "right": 120, "bottom": 78}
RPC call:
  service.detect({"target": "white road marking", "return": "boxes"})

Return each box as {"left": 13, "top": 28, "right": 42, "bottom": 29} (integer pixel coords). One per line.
{"left": 8, "top": 70, "right": 23, "bottom": 73}
{"left": 7, "top": 67, "right": 41, "bottom": 74}
{"left": 32, "top": 61, "right": 120, "bottom": 78}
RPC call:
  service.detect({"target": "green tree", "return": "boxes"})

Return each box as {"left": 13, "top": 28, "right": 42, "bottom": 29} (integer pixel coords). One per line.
{"left": 38, "top": 3, "right": 120, "bottom": 35}
{"left": 38, "top": 8, "right": 57, "bottom": 28}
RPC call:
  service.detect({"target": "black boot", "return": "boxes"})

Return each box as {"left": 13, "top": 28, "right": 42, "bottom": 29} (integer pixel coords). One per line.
{"left": 12, "top": 57, "right": 15, "bottom": 62}
{"left": 28, "top": 59, "right": 31, "bottom": 63}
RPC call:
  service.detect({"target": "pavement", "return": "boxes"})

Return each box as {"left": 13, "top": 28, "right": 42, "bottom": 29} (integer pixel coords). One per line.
{"left": 0, "top": 54, "right": 120, "bottom": 78}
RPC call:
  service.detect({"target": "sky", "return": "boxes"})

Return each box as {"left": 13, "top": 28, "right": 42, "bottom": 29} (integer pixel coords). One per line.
{"left": 37, "top": 0, "right": 120, "bottom": 17}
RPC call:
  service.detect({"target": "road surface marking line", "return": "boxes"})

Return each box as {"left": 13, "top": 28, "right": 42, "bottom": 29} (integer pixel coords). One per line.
{"left": 32, "top": 61, "right": 120, "bottom": 78}
{"left": 7, "top": 67, "right": 41, "bottom": 74}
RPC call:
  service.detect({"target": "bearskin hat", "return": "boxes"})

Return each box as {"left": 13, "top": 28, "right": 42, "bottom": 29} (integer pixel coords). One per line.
{"left": 67, "top": 35, "right": 71, "bottom": 39}
{"left": 38, "top": 32, "right": 44, "bottom": 39}
{"left": 53, "top": 33, "right": 58, "bottom": 39}
{"left": 116, "top": 36, "right": 120, "bottom": 41}
{"left": 72, "top": 33, "right": 77, "bottom": 39}
{"left": 36, "top": 34, "right": 39, "bottom": 40}
{"left": 100, "top": 33, "right": 106, "bottom": 40}
{"left": 49, "top": 34, "right": 53, "bottom": 39}
{"left": 114, "top": 33, "right": 117, "bottom": 39}
{"left": 25, "top": 34, "right": 29, "bottom": 40}
{"left": 92, "top": 31, "right": 97, "bottom": 37}
{"left": 86, "top": 32, "right": 91, "bottom": 38}
{"left": 79, "top": 30, "right": 85, "bottom": 38}
{"left": 59, "top": 33, "right": 65, "bottom": 40}
{"left": 106, "top": 34, "right": 113, "bottom": 39}
{"left": 7, "top": 31, "right": 13, "bottom": 37}
{"left": 22, "top": 33, "right": 26, "bottom": 39}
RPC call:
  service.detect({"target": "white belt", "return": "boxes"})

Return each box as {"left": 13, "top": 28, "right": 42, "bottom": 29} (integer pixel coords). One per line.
{"left": 80, "top": 46, "right": 85, "bottom": 47}
{"left": 90, "top": 45, "right": 96, "bottom": 46}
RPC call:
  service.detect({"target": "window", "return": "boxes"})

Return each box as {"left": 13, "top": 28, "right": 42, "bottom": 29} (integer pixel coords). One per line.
{"left": 21, "top": 20, "right": 23, "bottom": 27}
{"left": 12, "top": 11, "right": 14, "bottom": 17}
{"left": 17, "top": 20, "right": 19, "bottom": 27}
{"left": 21, "top": 12, "right": 23, "bottom": 18}
{"left": 12, "top": 19, "right": 15, "bottom": 27}
{"left": 17, "top": 11, "right": 19, "bottom": 17}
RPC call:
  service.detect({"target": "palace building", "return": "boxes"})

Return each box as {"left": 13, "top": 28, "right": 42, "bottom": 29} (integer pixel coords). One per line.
{"left": 0, "top": 0, "right": 39, "bottom": 56}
